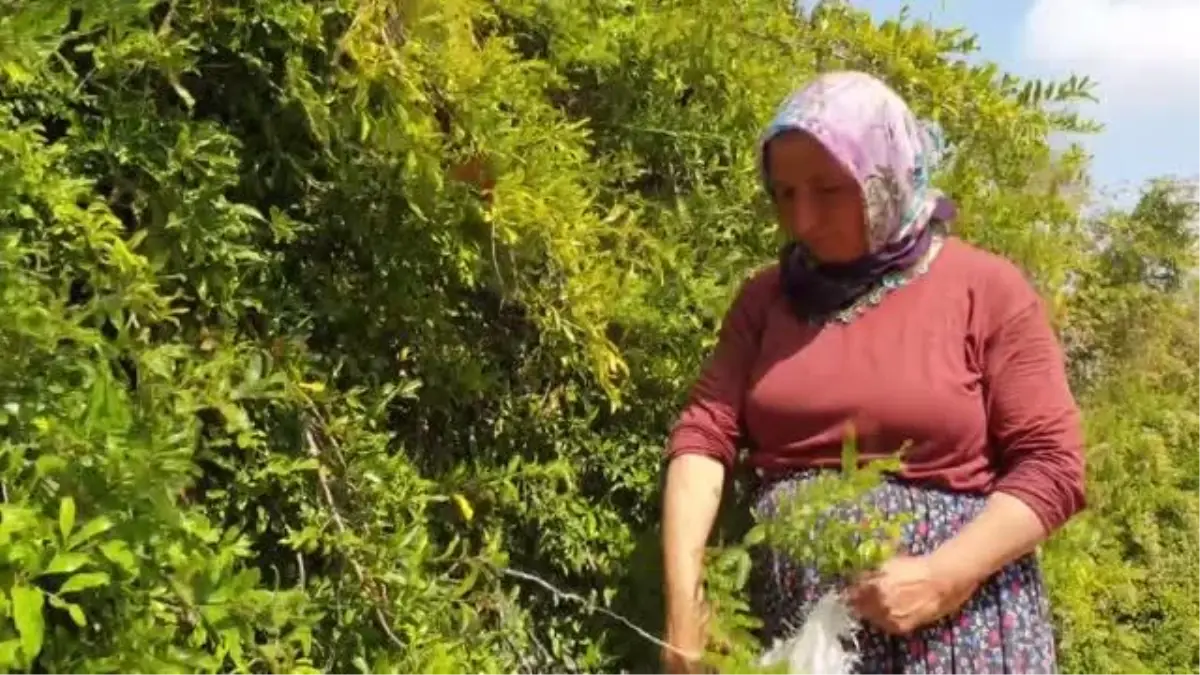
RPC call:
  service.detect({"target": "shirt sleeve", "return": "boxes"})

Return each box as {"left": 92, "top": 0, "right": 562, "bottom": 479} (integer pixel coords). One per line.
{"left": 981, "top": 265, "right": 1087, "bottom": 533}
{"left": 664, "top": 270, "right": 774, "bottom": 469}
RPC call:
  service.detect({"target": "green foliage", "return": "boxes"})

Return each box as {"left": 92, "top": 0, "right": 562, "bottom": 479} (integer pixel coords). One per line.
{"left": 746, "top": 435, "right": 908, "bottom": 581}
{"left": 0, "top": 0, "right": 1193, "bottom": 673}
{"left": 700, "top": 434, "right": 906, "bottom": 674}
{"left": 1044, "top": 179, "right": 1199, "bottom": 674}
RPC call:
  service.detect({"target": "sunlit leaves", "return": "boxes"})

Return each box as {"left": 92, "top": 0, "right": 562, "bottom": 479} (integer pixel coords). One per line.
{"left": 0, "top": 0, "right": 1191, "bottom": 673}
{"left": 11, "top": 584, "right": 44, "bottom": 663}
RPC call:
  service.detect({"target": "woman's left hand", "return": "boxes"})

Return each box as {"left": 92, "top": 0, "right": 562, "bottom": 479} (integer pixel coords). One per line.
{"left": 846, "top": 555, "right": 979, "bottom": 635}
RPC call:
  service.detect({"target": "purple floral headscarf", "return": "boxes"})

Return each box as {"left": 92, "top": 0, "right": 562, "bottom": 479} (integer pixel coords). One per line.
{"left": 759, "top": 71, "right": 955, "bottom": 320}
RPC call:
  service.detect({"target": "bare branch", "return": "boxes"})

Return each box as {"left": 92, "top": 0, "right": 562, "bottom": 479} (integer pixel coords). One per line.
{"left": 497, "top": 566, "right": 699, "bottom": 663}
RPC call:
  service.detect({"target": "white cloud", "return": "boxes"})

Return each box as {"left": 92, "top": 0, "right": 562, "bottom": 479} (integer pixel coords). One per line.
{"left": 1019, "top": 0, "right": 1200, "bottom": 107}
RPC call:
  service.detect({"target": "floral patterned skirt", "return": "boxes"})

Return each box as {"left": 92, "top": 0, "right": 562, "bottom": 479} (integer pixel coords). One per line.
{"left": 748, "top": 470, "right": 1058, "bottom": 674}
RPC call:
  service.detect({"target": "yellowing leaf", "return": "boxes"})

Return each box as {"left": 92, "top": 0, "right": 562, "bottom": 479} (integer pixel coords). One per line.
{"left": 452, "top": 493, "right": 474, "bottom": 522}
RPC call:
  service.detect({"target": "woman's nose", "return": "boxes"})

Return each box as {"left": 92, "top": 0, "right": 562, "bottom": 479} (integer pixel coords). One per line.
{"left": 790, "top": 195, "right": 817, "bottom": 235}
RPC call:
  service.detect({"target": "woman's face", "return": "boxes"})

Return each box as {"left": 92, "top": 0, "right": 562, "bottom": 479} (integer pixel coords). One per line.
{"left": 766, "top": 131, "right": 867, "bottom": 263}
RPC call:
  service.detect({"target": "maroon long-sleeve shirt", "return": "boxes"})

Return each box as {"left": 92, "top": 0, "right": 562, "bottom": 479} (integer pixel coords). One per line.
{"left": 666, "top": 238, "right": 1086, "bottom": 532}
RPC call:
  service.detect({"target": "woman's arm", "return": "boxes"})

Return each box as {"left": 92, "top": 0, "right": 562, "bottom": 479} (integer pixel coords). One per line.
{"left": 936, "top": 283, "right": 1086, "bottom": 585}
{"left": 852, "top": 268, "right": 1086, "bottom": 633}
{"left": 851, "top": 494, "right": 1050, "bottom": 636}
{"left": 662, "top": 454, "right": 726, "bottom": 669}
{"left": 660, "top": 270, "right": 774, "bottom": 671}
{"left": 926, "top": 492, "right": 1045, "bottom": 587}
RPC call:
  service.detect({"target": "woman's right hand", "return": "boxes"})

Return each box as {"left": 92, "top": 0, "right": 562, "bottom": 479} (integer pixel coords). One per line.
{"left": 661, "top": 638, "right": 704, "bottom": 673}
{"left": 661, "top": 454, "right": 725, "bottom": 674}
{"left": 662, "top": 602, "right": 708, "bottom": 673}
{"left": 661, "top": 643, "right": 704, "bottom": 673}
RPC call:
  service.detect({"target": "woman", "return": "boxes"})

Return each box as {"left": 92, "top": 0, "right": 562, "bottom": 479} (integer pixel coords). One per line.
{"left": 660, "top": 71, "right": 1086, "bottom": 674}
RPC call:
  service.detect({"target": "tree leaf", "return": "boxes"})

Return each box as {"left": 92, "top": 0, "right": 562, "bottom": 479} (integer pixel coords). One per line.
{"left": 59, "top": 572, "right": 110, "bottom": 595}
{"left": 99, "top": 540, "right": 136, "bottom": 574}
{"left": 11, "top": 584, "right": 44, "bottom": 660}
{"left": 452, "top": 564, "right": 480, "bottom": 599}
{"left": 46, "top": 592, "right": 85, "bottom": 627}
{"left": 0, "top": 639, "right": 20, "bottom": 667}
{"left": 743, "top": 524, "right": 767, "bottom": 547}
{"left": 66, "top": 603, "right": 86, "bottom": 628}
{"left": 43, "top": 552, "right": 90, "bottom": 575}
{"left": 68, "top": 516, "right": 113, "bottom": 549}
{"left": 58, "top": 497, "right": 75, "bottom": 541}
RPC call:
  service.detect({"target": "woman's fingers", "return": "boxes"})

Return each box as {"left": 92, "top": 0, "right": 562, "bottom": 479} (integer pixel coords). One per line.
{"left": 847, "top": 577, "right": 915, "bottom": 635}
{"left": 846, "top": 579, "right": 883, "bottom": 618}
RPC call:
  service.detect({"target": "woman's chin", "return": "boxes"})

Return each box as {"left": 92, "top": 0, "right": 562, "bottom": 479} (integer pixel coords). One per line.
{"left": 803, "top": 244, "right": 866, "bottom": 265}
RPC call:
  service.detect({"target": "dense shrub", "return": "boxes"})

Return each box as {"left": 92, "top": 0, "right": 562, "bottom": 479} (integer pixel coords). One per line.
{"left": 0, "top": 0, "right": 1193, "bottom": 672}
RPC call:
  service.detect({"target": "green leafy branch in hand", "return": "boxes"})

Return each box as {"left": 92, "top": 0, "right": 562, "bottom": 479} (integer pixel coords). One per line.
{"left": 746, "top": 431, "right": 912, "bottom": 580}
{"left": 699, "top": 427, "right": 911, "bottom": 673}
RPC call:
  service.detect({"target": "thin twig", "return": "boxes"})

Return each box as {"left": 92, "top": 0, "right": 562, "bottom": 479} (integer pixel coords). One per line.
{"left": 490, "top": 222, "right": 508, "bottom": 299}
{"left": 497, "top": 567, "right": 699, "bottom": 662}
{"left": 156, "top": 0, "right": 177, "bottom": 37}
{"left": 524, "top": 624, "right": 557, "bottom": 672}
{"left": 304, "top": 424, "right": 407, "bottom": 651}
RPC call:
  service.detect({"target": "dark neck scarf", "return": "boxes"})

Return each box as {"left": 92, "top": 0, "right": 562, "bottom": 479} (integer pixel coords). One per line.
{"left": 780, "top": 197, "right": 957, "bottom": 321}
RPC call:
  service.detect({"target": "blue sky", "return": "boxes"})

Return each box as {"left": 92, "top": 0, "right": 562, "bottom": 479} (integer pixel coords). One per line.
{"left": 847, "top": 0, "right": 1199, "bottom": 196}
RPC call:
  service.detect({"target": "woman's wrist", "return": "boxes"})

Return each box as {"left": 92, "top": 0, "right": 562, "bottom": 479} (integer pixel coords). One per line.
{"left": 665, "top": 588, "right": 705, "bottom": 622}
{"left": 925, "top": 542, "right": 989, "bottom": 593}
{"left": 664, "top": 609, "right": 706, "bottom": 658}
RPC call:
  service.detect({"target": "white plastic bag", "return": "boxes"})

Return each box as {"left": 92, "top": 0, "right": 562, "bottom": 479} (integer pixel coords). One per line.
{"left": 758, "top": 590, "right": 860, "bottom": 675}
